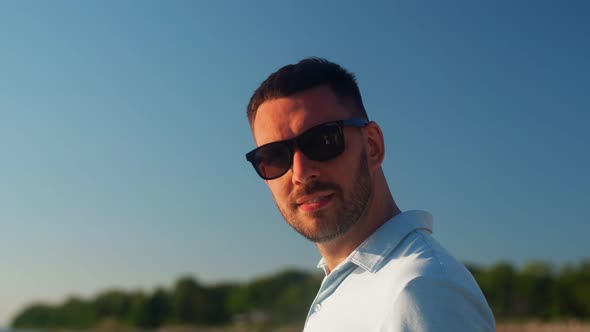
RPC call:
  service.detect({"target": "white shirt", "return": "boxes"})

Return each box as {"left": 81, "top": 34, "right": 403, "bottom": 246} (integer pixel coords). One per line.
{"left": 303, "top": 210, "right": 496, "bottom": 332}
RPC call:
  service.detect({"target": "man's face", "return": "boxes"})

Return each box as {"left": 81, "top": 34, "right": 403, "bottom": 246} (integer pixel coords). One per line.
{"left": 251, "top": 85, "right": 372, "bottom": 243}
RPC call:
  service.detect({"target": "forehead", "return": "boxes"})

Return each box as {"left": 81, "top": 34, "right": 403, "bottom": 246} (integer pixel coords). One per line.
{"left": 252, "top": 85, "right": 351, "bottom": 146}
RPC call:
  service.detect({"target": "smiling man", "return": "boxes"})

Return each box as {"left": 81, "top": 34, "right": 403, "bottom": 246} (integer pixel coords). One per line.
{"left": 245, "top": 58, "right": 495, "bottom": 331}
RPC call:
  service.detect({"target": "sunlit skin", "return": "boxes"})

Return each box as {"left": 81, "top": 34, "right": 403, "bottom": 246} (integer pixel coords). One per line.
{"left": 251, "top": 85, "right": 401, "bottom": 273}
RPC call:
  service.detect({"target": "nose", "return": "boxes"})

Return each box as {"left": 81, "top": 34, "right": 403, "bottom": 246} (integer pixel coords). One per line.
{"left": 291, "top": 148, "right": 320, "bottom": 185}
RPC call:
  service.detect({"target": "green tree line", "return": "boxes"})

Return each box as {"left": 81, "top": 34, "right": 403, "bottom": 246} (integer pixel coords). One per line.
{"left": 470, "top": 260, "right": 590, "bottom": 320}
{"left": 12, "top": 260, "right": 590, "bottom": 329}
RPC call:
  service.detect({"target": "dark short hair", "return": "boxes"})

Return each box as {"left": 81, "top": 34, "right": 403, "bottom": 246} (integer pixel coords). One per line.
{"left": 247, "top": 57, "right": 368, "bottom": 127}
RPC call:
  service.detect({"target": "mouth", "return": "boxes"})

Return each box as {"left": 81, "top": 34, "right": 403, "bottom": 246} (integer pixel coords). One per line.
{"left": 296, "top": 193, "right": 334, "bottom": 213}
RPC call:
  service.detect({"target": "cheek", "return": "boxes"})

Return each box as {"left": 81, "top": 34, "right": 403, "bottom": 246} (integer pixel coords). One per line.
{"left": 266, "top": 180, "right": 291, "bottom": 201}
{"left": 339, "top": 149, "right": 366, "bottom": 183}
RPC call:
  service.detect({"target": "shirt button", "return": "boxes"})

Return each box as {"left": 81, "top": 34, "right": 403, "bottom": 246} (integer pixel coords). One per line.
{"left": 314, "top": 303, "right": 322, "bottom": 313}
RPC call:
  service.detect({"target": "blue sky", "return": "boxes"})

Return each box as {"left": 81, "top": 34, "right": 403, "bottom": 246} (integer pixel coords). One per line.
{"left": 1, "top": 0, "right": 589, "bottom": 326}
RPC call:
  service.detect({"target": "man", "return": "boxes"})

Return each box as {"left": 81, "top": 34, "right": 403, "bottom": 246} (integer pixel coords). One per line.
{"left": 244, "top": 58, "right": 495, "bottom": 331}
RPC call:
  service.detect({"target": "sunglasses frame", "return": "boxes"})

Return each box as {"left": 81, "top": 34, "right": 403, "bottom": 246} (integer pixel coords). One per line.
{"left": 246, "top": 117, "right": 369, "bottom": 180}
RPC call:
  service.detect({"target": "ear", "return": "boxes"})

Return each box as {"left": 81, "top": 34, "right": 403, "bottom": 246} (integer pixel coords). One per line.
{"left": 364, "top": 121, "right": 385, "bottom": 172}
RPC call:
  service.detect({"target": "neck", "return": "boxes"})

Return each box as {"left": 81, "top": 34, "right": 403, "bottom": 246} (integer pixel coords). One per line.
{"left": 316, "top": 171, "right": 400, "bottom": 274}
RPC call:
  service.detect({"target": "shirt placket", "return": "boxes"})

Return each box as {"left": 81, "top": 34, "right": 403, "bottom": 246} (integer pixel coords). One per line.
{"left": 304, "top": 262, "right": 356, "bottom": 327}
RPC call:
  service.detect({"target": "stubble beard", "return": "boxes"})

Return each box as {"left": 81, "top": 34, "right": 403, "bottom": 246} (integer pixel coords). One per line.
{"left": 275, "top": 152, "right": 372, "bottom": 243}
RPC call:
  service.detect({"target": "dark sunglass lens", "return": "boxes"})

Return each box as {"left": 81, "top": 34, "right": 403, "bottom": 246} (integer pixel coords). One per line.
{"left": 253, "top": 142, "right": 291, "bottom": 179}
{"left": 299, "top": 124, "right": 344, "bottom": 161}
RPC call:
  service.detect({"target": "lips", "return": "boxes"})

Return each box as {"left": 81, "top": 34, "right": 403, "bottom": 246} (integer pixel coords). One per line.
{"left": 296, "top": 193, "right": 334, "bottom": 212}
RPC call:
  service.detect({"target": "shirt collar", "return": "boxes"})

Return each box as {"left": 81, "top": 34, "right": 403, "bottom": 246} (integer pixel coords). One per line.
{"left": 317, "top": 210, "right": 433, "bottom": 274}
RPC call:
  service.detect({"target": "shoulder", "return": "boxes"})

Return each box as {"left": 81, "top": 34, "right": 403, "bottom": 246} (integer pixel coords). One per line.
{"left": 380, "top": 229, "right": 476, "bottom": 283}
{"left": 374, "top": 231, "right": 496, "bottom": 331}
{"left": 382, "top": 275, "right": 496, "bottom": 331}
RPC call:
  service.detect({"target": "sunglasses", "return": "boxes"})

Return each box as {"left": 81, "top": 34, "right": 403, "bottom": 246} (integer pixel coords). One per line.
{"left": 246, "top": 118, "right": 369, "bottom": 180}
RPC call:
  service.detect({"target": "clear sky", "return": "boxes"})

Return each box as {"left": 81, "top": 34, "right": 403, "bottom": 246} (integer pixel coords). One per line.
{"left": 1, "top": 0, "right": 589, "bottom": 327}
